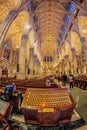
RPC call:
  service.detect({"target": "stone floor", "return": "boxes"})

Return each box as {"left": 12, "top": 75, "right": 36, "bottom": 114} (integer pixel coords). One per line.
{"left": 54, "top": 80, "right": 87, "bottom": 130}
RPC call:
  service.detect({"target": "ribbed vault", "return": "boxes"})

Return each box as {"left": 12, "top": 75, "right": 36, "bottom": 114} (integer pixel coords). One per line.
{"left": 33, "top": 0, "right": 70, "bottom": 52}
{"left": 0, "top": 0, "right": 87, "bottom": 71}
{"left": 0, "top": 0, "right": 22, "bottom": 23}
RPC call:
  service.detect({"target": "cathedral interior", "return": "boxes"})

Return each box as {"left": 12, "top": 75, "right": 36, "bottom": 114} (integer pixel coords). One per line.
{"left": 0, "top": 0, "right": 87, "bottom": 130}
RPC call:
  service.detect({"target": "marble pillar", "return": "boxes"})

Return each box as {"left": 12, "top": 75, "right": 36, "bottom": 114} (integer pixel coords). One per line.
{"left": 71, "top": 48, "right": 77, "bottom": 75}
{"left": 33, "top": 55, "right": 37, "bottom": 76}
{"left": 36, "top": 59, "right": 41, "bottom": 76}
{"left": 28, "top": 47, "right": 34, "bottom": 78}
{"left": 18, "top": 34, "right": 28, "bottom": 79}
{"left": 80, "top": 37, "right": 87, "bottom": 75}
{"left": 38, "top": 61, "right": 41, "bottom": 75}
{"left": 9, "top": 49, "right": 13, "bottom": 63}
{"left": 65, "top": 55, "right": 69, "bottom": 75}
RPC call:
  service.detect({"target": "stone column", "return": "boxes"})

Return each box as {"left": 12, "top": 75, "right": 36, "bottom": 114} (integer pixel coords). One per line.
{"left": 76, "top": 55, "right": 81, "bottom": 75}
{"left": 28, "top": 47, "right": 34, "bottom": 78}
{"left": 0, "top": 10, "right": 19, "bottom": 47}
{"left": 68, "top": 61, "right": 72, "bottom": 74}
{"left": 71, "top": 48, "right": 77, "bottom": 75}
{"left": 38, "top": 61, "right": 41, "bottom": 76}
{"left": 58, "top": 64, "right": 60, "bottom": 75}
{"left": 33, "top": 55, "right": 38, "bottom": 76}
{"left": 35, "top": 58, "right": 38, "bottom": 76}
{"left": 25, "top": 59, "right": 29, "bottom": 77}
{"left": 59, "top": 62, "right": 62, "bottom": 75}
{"left": 80, "top": 37, "right": 87, "bottom": 75}
{"left": 18, "top": 34, "right": 28, "bottom": 79}
{"left": 65, "top": 55, "right": 69, "bottom": 75}
{"left": 9, "top": 49, "right": 13, "bottom": 63}
{"left": 36, "top": 59, "right": 41, "bottom": 76}
{"left": 61, "top": 59, "right": 65, "bottom": 74}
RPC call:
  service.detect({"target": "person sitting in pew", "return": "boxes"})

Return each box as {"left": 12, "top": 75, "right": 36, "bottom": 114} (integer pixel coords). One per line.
{"left": 4, "top": 83, "right": 17, "bottom": 100}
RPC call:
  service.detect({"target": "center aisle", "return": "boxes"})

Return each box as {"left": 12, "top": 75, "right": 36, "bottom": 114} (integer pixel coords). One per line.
{"left": 54, "top": 78, "right": 87, "bottom": 122}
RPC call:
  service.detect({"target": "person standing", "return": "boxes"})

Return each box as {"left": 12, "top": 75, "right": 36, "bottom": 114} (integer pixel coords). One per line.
{"left": 62, "top": 73, "right": 67, "bottom": 86}
{"left": 69, "top": 74, "right": 74, "bottom": 88}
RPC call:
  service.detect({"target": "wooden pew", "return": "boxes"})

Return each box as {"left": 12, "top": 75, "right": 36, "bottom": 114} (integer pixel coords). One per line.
{"left": 0, "top": 77, "right": 58, "bottom": 94}
{"left": 74, "top": 76, "right": 87, "bottom": 90}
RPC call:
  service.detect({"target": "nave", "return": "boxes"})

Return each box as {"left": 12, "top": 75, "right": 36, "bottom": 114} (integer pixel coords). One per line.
{"left": 0, "top": 0, "right": 87, "bottom": 130}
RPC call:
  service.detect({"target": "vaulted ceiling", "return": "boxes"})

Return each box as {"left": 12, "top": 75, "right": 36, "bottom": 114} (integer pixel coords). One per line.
{"left": 0, "top": 0, "right": 87, "bottom": 69}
